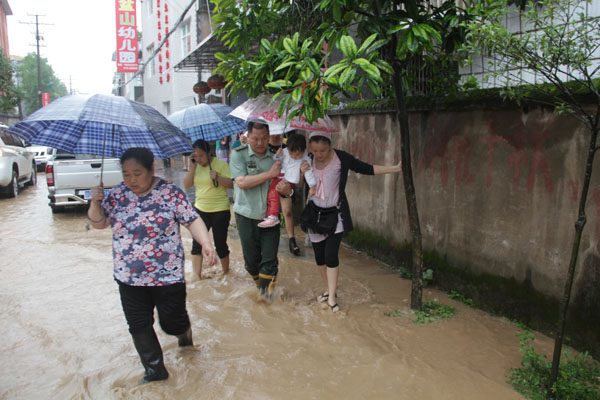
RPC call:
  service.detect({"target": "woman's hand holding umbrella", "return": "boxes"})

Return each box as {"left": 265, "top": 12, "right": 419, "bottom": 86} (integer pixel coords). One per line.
{"left": 87, "top": 185, "right": 108, "bottom": 227}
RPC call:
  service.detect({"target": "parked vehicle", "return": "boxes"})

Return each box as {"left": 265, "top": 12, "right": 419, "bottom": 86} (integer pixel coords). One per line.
{"left": 46, "top": 150, "right": 122, "bottom": 213}
{"left": 0, "top": 124, "right": 37, "bottom": 198}
{"left": 30, "top": 145, "right": 57, "bottom": 171}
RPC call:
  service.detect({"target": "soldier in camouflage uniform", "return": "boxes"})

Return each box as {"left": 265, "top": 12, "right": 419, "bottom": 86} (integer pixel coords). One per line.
{"left": 230, "top": 121, "right": 293, "bottom": 296}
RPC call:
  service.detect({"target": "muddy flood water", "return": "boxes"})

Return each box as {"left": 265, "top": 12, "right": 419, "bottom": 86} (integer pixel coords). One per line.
{"left": 0, "top": 164, "right": 552, "bottom": 399}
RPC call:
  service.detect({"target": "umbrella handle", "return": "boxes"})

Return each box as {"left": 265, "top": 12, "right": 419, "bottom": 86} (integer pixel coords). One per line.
{"left": 208, "top": 159, "right": 219, "bottom": 187}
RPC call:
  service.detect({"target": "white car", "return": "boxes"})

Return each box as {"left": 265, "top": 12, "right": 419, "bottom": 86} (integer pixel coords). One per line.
{"left": 0, "top": 124, "right": 37, "bottom": 197}
{"left": 29, "top": 145, "right": 57, "bottom": 171}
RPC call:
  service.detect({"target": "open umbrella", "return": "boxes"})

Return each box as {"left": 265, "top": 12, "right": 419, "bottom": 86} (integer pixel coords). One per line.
{"left": 8, "top": 94, "right": 192, "bottom": 184}
{"left": 167, "top": 103, "right": 247, "bottom": 142}
{"left": 228, "top": 94, "right": 339, "bottom": 135}
{"left": 168, "top": 103, "right": 246, "bottom": 187}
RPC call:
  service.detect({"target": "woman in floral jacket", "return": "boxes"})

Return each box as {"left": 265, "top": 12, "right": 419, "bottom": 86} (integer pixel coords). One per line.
{"left": 88, "top": 147, "right": 216, "bottom": 383}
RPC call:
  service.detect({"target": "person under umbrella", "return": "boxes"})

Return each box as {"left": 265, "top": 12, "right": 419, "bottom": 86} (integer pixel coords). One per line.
{"left": 183, "top": 139, "right": 233, "bottom": 280}
{"left": 87, "top": 147, "right": 217, "bottom": 383}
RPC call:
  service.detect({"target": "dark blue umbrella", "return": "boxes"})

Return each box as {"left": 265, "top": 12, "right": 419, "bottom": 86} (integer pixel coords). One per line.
{"left": 167, "top": 103, "right": 247, "bottom": 142}
{"left": 9, "top": 94, "right": 192, "bottom": 159}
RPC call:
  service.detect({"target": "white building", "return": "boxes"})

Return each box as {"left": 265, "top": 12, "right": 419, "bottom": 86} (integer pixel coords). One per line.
{"left": 135, "top": 0, "right": 225, "bottom": 116}
{"left": 460, "top": 0, "right": 600, "bottom": 88}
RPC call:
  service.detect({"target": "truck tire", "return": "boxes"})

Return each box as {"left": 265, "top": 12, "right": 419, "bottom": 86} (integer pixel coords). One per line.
{"left": 6, "top": 170, "right": 19, "bottom": 198}
{"left": 50, "top": 203, "right": 61, "bottom": 214}
{"left": 25, "top": 163, "right": 37, "bottom": 186}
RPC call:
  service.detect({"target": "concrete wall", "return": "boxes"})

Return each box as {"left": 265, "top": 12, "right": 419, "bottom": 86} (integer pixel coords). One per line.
{"left": 329, "top": 106, "right": 600, "bottom": 307}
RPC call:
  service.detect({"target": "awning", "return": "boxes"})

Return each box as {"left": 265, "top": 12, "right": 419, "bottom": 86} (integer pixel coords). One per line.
{"left": 174, "top": 33, "right": 225, "bottom": 72}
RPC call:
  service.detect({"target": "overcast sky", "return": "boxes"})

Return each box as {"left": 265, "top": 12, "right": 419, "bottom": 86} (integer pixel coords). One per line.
{"left": 7, "top": 0, "right": 140, "bottom": 96}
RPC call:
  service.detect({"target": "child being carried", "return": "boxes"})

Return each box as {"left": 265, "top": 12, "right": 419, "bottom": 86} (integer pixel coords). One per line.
{"left": 258, "top": 133, "right": 316, "bottom": 228}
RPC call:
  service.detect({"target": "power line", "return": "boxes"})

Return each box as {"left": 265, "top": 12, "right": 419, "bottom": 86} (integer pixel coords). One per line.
{"left": 20, "top": 14, "right": 53, "bottom": 108}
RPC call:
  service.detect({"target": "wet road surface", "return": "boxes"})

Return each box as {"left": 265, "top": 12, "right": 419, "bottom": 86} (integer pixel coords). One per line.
{"left": 0, "top": 161, "right": 541, "bottom": 399}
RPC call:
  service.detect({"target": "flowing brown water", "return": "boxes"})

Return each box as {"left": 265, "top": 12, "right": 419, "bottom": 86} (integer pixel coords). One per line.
{"left": 0, "top": 165, "right": 545, "bottom": 399}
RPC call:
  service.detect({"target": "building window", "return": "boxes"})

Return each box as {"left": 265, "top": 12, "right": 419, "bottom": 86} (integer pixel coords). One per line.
{"left": 181, "top": 20, "right": 191, "bottom": 55}
{"left": 147, "top": 44, "right": 155, "bottom": 78}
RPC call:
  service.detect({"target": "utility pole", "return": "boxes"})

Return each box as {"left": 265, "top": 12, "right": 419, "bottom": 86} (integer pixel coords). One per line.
{"left": 20, "top": 15, "right": 51, "bottom": 110}
{"left": 35, "top": 15, "right": 42, "bottom": 108}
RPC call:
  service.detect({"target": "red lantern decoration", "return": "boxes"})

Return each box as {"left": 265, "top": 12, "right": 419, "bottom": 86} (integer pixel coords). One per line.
{"left": 193, "top": 81, "right": 210, "bottom": 95}
{"left": 167, "top": 73, "right": 171, "bottom": 82}
{"left": 158, "top": 32, "right": 162, "bottom": 41}
{"left": 166, "top": 39, "right": 169, "bottom": 47}
{"left": 160, "top": 76, "right": 163, "bottom": 84}
{"left": 207, "top": 74, "right": 226, "bottom": 90}
{"left": 158, "top": 21, "right": 161, "bottom": 30}
{"left": 165, "top": 50, "right": 170, "bottom": 59}
{"left": 157, "top": 10, "right": 160, "bottom": 18}
{"left": 165, "top": 27, "right": 169, "bottom": 34}
{"left": 164, "top": 3, "right": 168, "bottom": 11}
{"left": 157, "top": 0, "right": 160, "bottom": 7}
{"left": 159, "top": 65, "right": 163, "bottom": 73}
{"left": 165, "top": 15, "right": 169, "bottom": 24}
{"left": 158, "top": 54, "right": 162, "bottom": 62}
{"left": 166, "top": 61, "right": 170, "bottom": 69}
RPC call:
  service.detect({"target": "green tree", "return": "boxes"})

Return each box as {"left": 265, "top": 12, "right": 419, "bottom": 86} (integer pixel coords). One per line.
{"left": 17, "top": 53, "right": 67, "bottom": 116}
{"left": 212, "top": 0, "right": 470, "bottom": 310}
{"left": 0, "top": 48, "right": 19, "bottom": 114}
{"left": 464, "top": 0, "right": 600, "bottom": 397}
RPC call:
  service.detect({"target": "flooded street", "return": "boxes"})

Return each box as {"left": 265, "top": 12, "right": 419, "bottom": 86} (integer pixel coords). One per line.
{"left": 0, "top": 163, "right": 541, "bottom": 399}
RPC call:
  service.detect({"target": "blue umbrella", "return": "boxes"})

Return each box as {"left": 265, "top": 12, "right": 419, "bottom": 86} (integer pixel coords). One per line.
{"left": 167, "top": 103, "right": 247, "bottom": 142}
{"left": 9, "top": 94, "right": 192, "bottom": 160}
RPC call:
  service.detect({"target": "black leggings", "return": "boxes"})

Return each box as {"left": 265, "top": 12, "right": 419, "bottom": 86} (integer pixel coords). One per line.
{"left": 312, "top": 232, "right": 343, "bottom": 268}
{"left": 118, "top": 281, "right": 190, "bottom": 335}
{"left": 191, "top": 208, "right": 230, "bottom": 259}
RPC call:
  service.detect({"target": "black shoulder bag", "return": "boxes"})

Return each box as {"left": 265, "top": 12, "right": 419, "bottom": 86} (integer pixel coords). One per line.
{"left": 300, "top": 200, "right": 340, "bottom": 235}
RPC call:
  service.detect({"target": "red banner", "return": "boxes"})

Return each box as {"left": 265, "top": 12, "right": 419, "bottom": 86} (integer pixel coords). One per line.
{"left": 42, "top": 93, "right": 50, "bottom": 107}
{"left": 115, "top": 0, "right": 138, "bottom": 72}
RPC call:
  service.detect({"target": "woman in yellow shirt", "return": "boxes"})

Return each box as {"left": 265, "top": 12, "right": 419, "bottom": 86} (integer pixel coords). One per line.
{"left": 183, "top": 140, "right": 234, "bottom": 279}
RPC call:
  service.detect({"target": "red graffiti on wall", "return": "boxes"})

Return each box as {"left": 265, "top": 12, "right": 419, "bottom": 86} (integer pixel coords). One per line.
{"left": 480, "top": 134, "right": 505, "bottom": 187}
{"left": 507, "top": 148, "right": 527, "bottom": 191}
{"left": 568, "top": 180, "right": 579, "bottom": 202}
{"left": 451, "top": 136, "right": 476, "bottom": 184}
{"left": 527, "top": 129, "right": 554, "bottom": 194}
{"left": 347, "top": 132, "right": 376, "bottom": 165}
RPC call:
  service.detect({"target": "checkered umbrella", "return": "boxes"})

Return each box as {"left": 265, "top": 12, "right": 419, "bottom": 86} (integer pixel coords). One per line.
{"left": 8, "top": 94, "right": 192, "bottom": 159}
{"left": 167, "top": 103, "right": 247, "bottom": 142}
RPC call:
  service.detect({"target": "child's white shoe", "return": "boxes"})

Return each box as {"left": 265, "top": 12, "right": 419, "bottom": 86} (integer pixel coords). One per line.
{"left": 258, "top": 215, "right": 280, "bottom": 228}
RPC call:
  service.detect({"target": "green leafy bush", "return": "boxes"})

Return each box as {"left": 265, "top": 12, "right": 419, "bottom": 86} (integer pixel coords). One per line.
{"left": 509, "top": 331, "right": 600, "bottom": 400}
{"left": 414, "top": 300, "right": 456, "bottom": 324}
{"left": 448, "top": 290, "right": 473, "bottom": 307}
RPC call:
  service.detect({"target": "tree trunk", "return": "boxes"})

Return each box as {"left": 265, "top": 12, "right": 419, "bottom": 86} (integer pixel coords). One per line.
{"left": 390, "top": 55, "right": 424, "bottom": 311}
{"left": 547, "top": 125, "right": 598, "bottom": 398}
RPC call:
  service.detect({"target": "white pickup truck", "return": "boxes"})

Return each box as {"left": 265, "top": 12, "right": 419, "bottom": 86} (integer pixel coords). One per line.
{"left": 45, "top": 150, "right": 122, "bottom": 213}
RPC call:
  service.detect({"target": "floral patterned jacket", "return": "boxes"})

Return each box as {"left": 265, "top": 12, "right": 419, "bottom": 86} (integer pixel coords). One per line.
{"left": 102, "top": 178, "right": 198, "bottom": 286}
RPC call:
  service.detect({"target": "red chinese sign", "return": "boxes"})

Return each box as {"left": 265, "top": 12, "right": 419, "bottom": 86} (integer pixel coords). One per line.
{"left": 115, "top": 0, "right": 138, "bottom": 72}
{"left": 42, "top": 93, "right": 50, "bottom": 107}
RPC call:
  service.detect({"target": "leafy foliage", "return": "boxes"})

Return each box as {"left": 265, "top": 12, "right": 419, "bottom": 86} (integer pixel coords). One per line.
{"left": 413, "top": 300, "right": 456, "bottom": 324}
{"left": 509, "top": 331, "right": 600, "bottom": 400}
{"left": 0, "top": 49, "right": 19, "bottom": 114}
{"left": 212, "top": 0, "right": 471, "bottom": 122}
{"left": 448, "top": 290, "right": 473, "bottom": 307}
{"left": 463, "top": 0, "right": 600, "bottom": 127}
{"left": 17, "top": 53, "right": 67, "bottom": 116}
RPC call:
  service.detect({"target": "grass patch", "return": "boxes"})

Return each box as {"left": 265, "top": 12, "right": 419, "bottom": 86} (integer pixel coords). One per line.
{"left": 509, "top": 331, "right": 600, "bottom": 400}
{"left": 448, "top": 290, "right": 474, "bottom": 307}
{"left": 414, "top": 300, "right": 456, "bottom": 325}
